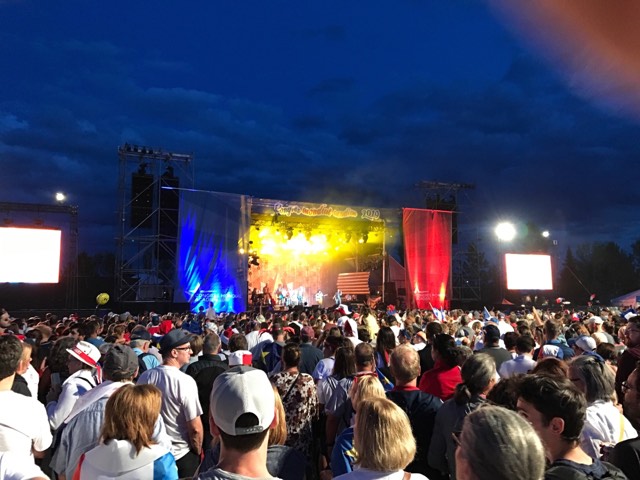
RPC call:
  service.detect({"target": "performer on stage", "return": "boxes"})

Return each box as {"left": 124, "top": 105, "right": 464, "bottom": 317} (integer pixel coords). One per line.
{"left": 334, "top": 289, "right": 342, "bottom": 305}
{"left": 315, "top": 290, "right": 324, "bottom": 306}
{"left": 262, "top": 284, "right": 273, "bottom": 305}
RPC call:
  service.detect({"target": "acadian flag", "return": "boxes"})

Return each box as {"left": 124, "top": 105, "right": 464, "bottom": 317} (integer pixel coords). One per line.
{"left": 430, "top": 303, "right": 445, "bottom": 322}
{"left": 483, "top": 306, "right": 492, "bottom": 322}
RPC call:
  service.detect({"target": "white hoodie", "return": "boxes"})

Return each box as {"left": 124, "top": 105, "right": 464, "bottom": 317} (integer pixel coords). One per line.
{"left": 77, "top": 439, "right": 177, "bottom": 479}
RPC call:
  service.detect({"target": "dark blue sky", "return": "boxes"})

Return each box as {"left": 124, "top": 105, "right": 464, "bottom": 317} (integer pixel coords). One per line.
{"left": 2, "top": 0, "right": 640, "bottom": 255}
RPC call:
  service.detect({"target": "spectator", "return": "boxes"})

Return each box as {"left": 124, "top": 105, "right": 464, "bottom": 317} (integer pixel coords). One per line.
{"left": 455, "top": 406, "right": 545, "bottom": 480}
{"left": 331, "top": 374, "right": 386, "bottom": 477}
{"left": 387, "top": 344, "right": 443, "bottom": 479}
{"left": 569, "top": 355, "right": 636, "bottom": 458}
{"left": 46, "top": 340, "right": 101, "bottom": 431}
{"left": 17, "top": 341, "right": 39, "bottom": 398}
{"left": 51, "top": 344, "right": 171, "bottom": 479}
{"left": 138, "top": 328, "right": 203, "bottom": 478}
{"left": 334, "top": 397, "right": 428, "bottom": 479}
{"left": 517, "top": 375, "right": 626, "bottom": 479}
{"left": 0, "top": 336, "right": 52, "bottom": 462}
{"left": 428, "top": 353, "right": 496, "bottom": 478}
{"left": 615, "top": 316, "right": 640, "bottom": 405}
{"left": 312, "top": 334, "right": 341, "bottom": 383}
{"left": 588, "top": 316, "right": 615, "bottom": 344}
{"left": 299, "top": 326, "right": 323, "bottom": 376}
{"left": 325, "top": 343, "right": 375, "bottom": 451}
{"left": 129, "top": 327, "right": 160, "bottom": 379}
{"left": 374, "top": 326, "right": 397, "bottom": 383}
{"left": 609, "top": 364, "right": 640, "bottom": 478}
{"left": 318, "top": 341, "right": 355, "bottom": 410}
{"left": 537, "top": 318, "right": 574, "bottom": 361}
{"left": 499, "top": 335, "right": 536, "bottom": 378}
{"left": 195, "top": 366, "right": 278, "bottom": 479}
{"left": 198, "top": 384, "right": 307, "bottom": 480}
{"left": 74, "top": 384, "right": 178, "bottom": 479}
{"left": 531, "top": 357, "right": 569, "bottom": 379}
{"left": 418, "top": 334, "right": 462, "bottom": 401}
{"left": 477, "top": 324, "right": 512, "bottom": 373}
{"left": 270, "top": 342, "right": 318, "bottom": 457}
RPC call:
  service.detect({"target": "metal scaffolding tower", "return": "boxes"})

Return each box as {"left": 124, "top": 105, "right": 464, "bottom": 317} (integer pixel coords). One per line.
{"left": 116, "top": 144, "right": 194, "bottom": 304}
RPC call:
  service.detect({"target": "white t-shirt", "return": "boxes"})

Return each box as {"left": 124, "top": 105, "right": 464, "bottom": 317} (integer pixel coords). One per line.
{"left": 581, "top": 400, "right": 637, "bottom": 459}
{"left": 0, "top": 390, "right": 52, "bottom": 458}
{"left": 245, "top": 330, "right": 260, "bottom": 351}
{"left": 137, "top": 365, "right": 203, "bottom": 460}
{"left": 23, "top": 364, "right": 40, "bottom": 399}
{"left": 47, "top": 369, "right": 97, "bottom": 430}
{"left": 498, "top": 354, "right": 536, "bottom": 379}
{"left": 0, "top": 452, "right": 48, "bottom": 480}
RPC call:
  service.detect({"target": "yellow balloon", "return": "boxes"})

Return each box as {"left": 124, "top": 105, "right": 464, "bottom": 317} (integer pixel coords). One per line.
{"left": 96, "top": 293, "right": 110, "bottom": 305}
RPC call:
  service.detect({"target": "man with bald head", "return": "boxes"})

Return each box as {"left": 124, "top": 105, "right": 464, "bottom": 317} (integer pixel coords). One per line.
{"left": 387, "top": 344, "right": 443, "bottom": 479}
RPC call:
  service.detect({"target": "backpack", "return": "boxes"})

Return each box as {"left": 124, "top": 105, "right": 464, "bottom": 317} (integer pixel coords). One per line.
{"left": 136, "top": 352, "right": 153, "bottom": 380}
{"left": 546, "top": 460, "right": 628, "bottom": 480}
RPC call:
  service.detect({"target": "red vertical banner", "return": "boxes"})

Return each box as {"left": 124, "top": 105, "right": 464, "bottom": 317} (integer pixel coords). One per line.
{"left": 402, "top": 208, "right": 452, "bottom": 309}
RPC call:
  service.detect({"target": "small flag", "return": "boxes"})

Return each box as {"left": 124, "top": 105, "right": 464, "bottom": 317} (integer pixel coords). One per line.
{"left": 483, "top": 306, "right": 492, "bottom": 322}
{"left": 430, "top": 303, "right": 445, "bottom": 322}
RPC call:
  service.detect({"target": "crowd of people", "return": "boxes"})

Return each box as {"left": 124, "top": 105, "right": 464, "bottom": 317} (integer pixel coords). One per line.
{"left": 0, "top": 303, "right": 639, "bottom": 480}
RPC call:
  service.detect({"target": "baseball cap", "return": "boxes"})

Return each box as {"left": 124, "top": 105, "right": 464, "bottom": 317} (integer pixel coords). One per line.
{"left": 159, "top": 329, "right": 191, "bottom": 354}
{"left": 103, "top": 344, "right": 139, "bottom": 377}
{"left": 210, "top": 366, "right": 275, "bottom": 436}
{"left": 414, "top": 331, "right": 427, "bottom": 342}
{"left": 130, "top": 327, "right": 152, "bottom": 341}
{"left": 228, "top": 350, "right": 253, "bottom": 367}
{"left": 575, "top": 335, "right": 597, "bottom": 352}
{"left": 67, "top": 341, "right": 101, "bottom": 368}
{"left": 483, "top": 324, "right": 501, "bottom": 342}
{"left": 589, "top": 316, "right": 604, "bottom": 325}
{"left": 301, "top": 326, "right": 315, "bottom": 340}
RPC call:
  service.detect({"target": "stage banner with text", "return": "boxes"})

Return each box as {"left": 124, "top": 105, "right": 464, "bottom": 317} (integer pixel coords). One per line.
{"left": 175, "top": 190, "right": 249, "bottom": 313}
{"left": 402, "top": 208, "right": 452, "bottom": 309}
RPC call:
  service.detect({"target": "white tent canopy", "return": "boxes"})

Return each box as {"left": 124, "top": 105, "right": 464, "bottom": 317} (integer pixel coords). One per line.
{"left": 610, "top": 289, "right": 640, "bottom": 308}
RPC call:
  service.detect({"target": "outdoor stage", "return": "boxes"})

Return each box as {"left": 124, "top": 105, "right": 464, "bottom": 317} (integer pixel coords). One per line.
{"left": 172, "top": 189, "right": 453, "bottom": 313}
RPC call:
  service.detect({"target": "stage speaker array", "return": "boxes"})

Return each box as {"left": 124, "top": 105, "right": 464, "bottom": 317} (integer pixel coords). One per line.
{"left": 131, "top": 173, "right": 154, "bottom": 228}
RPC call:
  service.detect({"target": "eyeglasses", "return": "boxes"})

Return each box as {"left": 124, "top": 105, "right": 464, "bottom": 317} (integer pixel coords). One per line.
{"left": 174, "top": 346, "right": 192, "bottom": 352}
{"left": 622, "top": 381, "right": 636, "bottom": 394}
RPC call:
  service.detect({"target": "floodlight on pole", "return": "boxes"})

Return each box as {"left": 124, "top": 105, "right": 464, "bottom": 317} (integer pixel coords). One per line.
{"left": 55, "top": 192, "right": 66, "bottom": 203}
{"left": 495, "top": 222, "right": 516, "bottom": 242}
{"left": 541, "top": 230, "right": 550, "bottom": 238}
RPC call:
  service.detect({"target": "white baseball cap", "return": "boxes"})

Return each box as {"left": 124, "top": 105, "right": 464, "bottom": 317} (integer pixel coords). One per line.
{"left": 66, "top": 341, "right": 100, "bottom": 368}
{"left": 210, "top": 366, "right": 275, "bottom": 436}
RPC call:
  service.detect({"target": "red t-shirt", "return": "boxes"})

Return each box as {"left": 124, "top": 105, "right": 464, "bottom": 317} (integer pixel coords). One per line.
{"left": 418, "top": 360, "right": 462, "bottom": 401}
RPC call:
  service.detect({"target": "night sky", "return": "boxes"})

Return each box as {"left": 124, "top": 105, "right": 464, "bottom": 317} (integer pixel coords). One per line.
{"left": 2, "top": 1, "right": 640, "bottom": 256}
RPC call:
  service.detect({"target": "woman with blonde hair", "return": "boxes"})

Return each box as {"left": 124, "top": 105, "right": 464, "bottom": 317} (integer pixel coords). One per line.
{"left": 73, "top": 384, "right": 177, "bottom": 479}
{"left": 335, "top": 397, "right": 427, "bottom": 479}
{"left": 331, "top": 374, "right": 386, "bottom": 477}
{"left": 455, "top": 405, "right": 545, "bottom": 480}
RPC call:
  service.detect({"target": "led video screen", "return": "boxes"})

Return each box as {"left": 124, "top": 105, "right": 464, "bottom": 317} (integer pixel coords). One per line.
{"left": 505, "top": 253, "right": 553, "bottom": 290}
{"left": 0, "top": 227, "right": 62, "bottom": 283}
